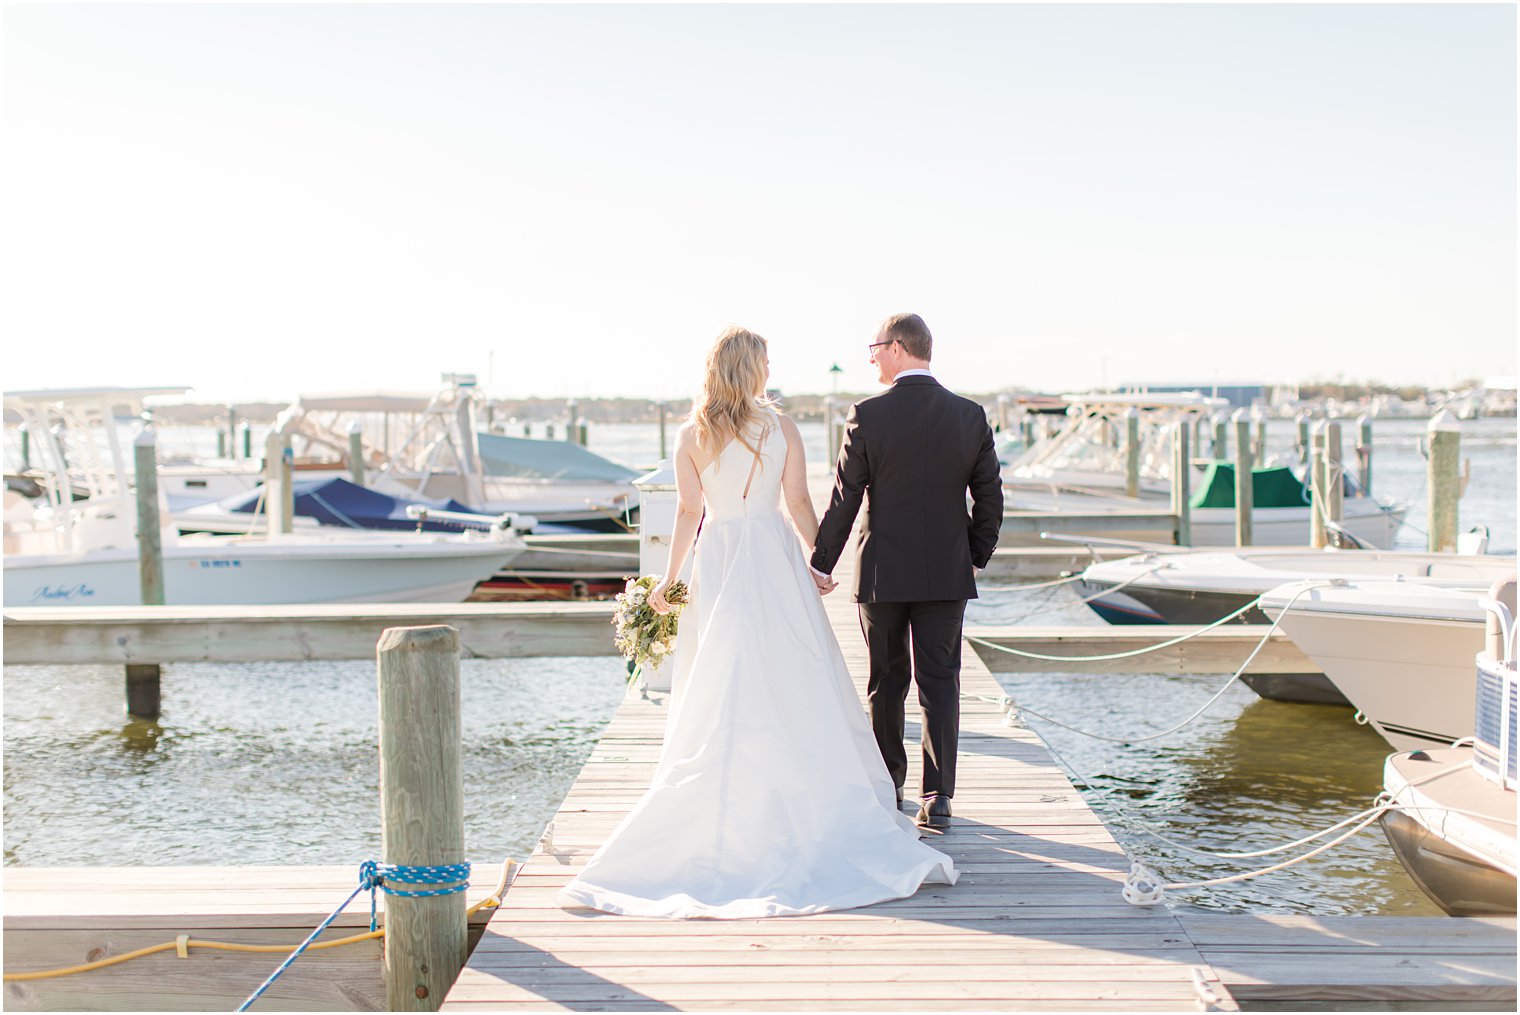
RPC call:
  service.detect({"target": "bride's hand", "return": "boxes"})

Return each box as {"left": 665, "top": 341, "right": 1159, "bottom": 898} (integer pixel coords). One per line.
{"left": 649, "top": 580, "right": 673, "bottom": 615}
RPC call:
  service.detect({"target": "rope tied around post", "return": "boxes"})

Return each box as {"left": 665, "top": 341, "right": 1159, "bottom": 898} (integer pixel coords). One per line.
{"left": 237, "top": 860, "right": 471, "bottom": 1011}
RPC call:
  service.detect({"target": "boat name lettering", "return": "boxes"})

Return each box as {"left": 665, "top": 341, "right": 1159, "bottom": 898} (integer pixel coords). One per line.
{"left": 30, "top": 583, "right": 96, "bottom": 603}
{"left": 196, "top": 560, "right": 243, "bottom": 568}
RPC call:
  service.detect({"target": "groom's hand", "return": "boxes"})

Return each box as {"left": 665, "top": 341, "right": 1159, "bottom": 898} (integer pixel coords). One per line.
{"left": 811, "top": 571, "right": 838, "bottom": 596}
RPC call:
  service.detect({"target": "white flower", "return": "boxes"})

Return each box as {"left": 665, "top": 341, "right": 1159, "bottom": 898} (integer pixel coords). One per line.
{"left": 650, "top": 640, "right": 668, "bottom": 655}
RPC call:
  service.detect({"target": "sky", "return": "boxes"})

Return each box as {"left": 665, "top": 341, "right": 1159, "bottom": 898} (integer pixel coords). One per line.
{"left": 1, "top": 3, "right": 1514, "bottom": 404}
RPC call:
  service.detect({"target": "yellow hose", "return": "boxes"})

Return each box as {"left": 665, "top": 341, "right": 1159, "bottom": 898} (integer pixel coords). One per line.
{"left": 3, "top": 886, "right": 506, "bottom": 982}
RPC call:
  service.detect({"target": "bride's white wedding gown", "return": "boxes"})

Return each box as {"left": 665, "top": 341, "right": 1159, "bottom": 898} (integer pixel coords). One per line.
{"left": 557, "top": 413, "right": 956, "bottom": 919}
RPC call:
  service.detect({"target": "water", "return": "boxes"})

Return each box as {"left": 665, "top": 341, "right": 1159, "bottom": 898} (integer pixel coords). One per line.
{"left": 3, "top": 414, "right": 1514, "bottom": 916}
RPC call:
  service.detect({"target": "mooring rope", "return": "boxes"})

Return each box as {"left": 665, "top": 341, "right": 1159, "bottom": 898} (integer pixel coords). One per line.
{"left": 2, "top": 859, "right": 515, "bottom": 993}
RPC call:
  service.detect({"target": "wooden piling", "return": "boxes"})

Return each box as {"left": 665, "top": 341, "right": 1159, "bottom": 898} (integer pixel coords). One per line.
{"left": 216, "top": 430, "right": 227, "bottom": 458}
{"left": 130, "top": 429, "right": 165, "bottom": 718}
{"left": 227, "top": 406, "right": 238, "bottom": 460}
{"left": 348, "top": 423, "right": 366, "bottom": 486}
{"left": 1296, "top": 410, "right": 1311, "bottom": 465}
{"left": 1233, "top": 409, "right": 1253, "bottom": 547}
{"left": 1020, "top": 412, "right": 1034, "bottom": 448}
{"left": 1212, "top": 414, "right": 1228, "bottom": 460}
{"left": 264, "top": 429, "right": 292, "bottom": 535}
{"left": 564, "top": 401, "right": 578, "bottom": 443}
{"left": 1310, "top": 423, "right": 1328, "bottom": 549}
{"left": 1357, "top": 415, "right": 1373, "bottom": 497}
{"left": 378, "top": 625, "right": 467, "bottom": 1013}
{"left": 1428, "top": 410, "right": 1462, "bottom": 553}
{"left": 545, "top": 423, "right": 555, "bottom": 440}
{"left": 240, "top": 422, "right": 252, "bottom": 460}
{"left": 19, "top": 424, "right": 29, "bottom": 470}
{"left": 577, "top": 418, "right": 589, "bottom": 446}
{"left": 657, "top": 402, "right": 668, "bottom": 460}
{"left": 1123, "top": 408, "right": 1140, "bottom": 499}
{"left": 1326, "top": 420, "right": 1344, "bottom": 536}
{"left": 1171, "top": 420, "right": 1192, "bottom": 546}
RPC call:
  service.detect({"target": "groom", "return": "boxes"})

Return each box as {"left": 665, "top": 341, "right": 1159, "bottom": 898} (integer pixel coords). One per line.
{"left": 810, "top": 313, "right": 1004, "bottom": 830}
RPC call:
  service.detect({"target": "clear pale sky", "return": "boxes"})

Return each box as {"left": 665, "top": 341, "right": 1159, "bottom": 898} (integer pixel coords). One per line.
{"left": 2, "top": 3, "right": 1514, "bottom": 403}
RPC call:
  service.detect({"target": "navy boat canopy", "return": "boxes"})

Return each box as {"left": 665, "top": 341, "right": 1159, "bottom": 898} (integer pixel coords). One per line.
{"left": 225, "top": 477, "right": 481, "bottom": 531}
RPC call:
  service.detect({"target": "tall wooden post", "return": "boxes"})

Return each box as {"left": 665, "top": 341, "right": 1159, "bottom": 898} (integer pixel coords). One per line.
{"left": 1428, "top": 410, "right": 1461, "bottom": 552}
{"left": 1212, "top": 414, "right": 1228, "bottom": 461}
{"left": 1020, "top": 413, "right": 1034, "bottom": 448}
{"left": 1233, "top": 409, "right": 1253, "bottom": 547}
{"left": 227, "top": 406, "right": 238, "bottom": 460}
{"left": 1123, "top": 409, "right": 1140, "bottom": 499}
{"left": 577, "top": 418, "right": 589, "bottom": 446}
{"left": 1326, "top": 421, "right": 1344, "bottom": 538}
{"left": 1310, "top": 423, "right": 1328, "bottom": 549}
{"left": 216, "top": 430, "right": 227, "bottom": 458}
{"left": 1171, "top": 421, "right": 1191, "bottom": 546}
{"left": 19, "top": 424, "right": 29, "bottom": 470}
{"left": 265, "top": 429, "right": 291, "bottom": 535}
{"left": 657, "top": 402, "right": 668, "bottom": 460}
{"left": 1356, "top": 415, "right": 1373, "bottom": 497}
{"left": 378, "top": 626, "right": 466, "bottom": 1012}
{"left": 565, "top": 400, "right": 578, "bottom": 442}
{"left": 130, "top": 429, "right": 165, "bottom": 718}
{"left": 240, "top": 422, "right": 252, "bottom": 460}
{"left": 1254, "top": 415, "right": 1268, "bottom": 462}
{"left": 1296, "top": 411, "right": 1312, "bottom": 465}
{"left": 348, "top": 423, "right": 366, "bottom": 486}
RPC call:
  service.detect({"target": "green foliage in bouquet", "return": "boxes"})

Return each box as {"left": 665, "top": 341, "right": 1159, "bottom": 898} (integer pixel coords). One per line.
{"left": 612, "top": 575, "right": 690, "bottom": 674}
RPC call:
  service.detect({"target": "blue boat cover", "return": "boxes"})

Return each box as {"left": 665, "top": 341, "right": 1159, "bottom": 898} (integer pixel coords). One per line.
{"left": 225, "top": 477, "right": 481, "bottom": 531}
{"left": 477, "top": 432, "right": 638, "bottom": 482}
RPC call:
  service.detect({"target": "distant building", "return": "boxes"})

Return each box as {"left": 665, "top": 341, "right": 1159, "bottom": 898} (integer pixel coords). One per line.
{"left": 1124, "top": 383, "right": 1267, "bottom": 410}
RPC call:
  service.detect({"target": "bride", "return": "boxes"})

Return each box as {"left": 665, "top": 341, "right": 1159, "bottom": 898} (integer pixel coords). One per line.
{"left": 557, "top": 326, "right": 956, "bottom": 919}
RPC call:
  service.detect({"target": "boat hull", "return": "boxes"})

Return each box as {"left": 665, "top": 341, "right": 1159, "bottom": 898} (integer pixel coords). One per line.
{"left": 1276, "top": 611, "right": 1482, "bottom": 749}
{"left": 4, "top": 540, "right": 523, "bottom": 606}
{"left": 1381, "top": 749, "right": 1517, "bottom": 917}
{"left": 1381, "top": 810, "right": 1517, "bottom": 916}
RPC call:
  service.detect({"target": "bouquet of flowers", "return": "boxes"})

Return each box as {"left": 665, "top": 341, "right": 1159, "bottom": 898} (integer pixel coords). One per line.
{"left": 613, "top": 575, "right": 690, "bottom": 673}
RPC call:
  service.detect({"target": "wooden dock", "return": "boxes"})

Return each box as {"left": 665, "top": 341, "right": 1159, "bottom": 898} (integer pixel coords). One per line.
{"left": 441, "top": 537, "right": 1515, "bottom": 1011}
{"left": 3, "top": 865, "right": 505, "bottom": 1011}
{"left": 443, "top": 564, "right": 1242, "bottom": 1010}
{"left": 2, "top": 602, "right": 617, "bottom": 664}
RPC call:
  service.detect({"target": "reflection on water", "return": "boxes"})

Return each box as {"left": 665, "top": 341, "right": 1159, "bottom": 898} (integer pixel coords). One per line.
{"left": 3, "top": 659, "right": 627, "bottom": 867}
{"left": 981, "top": 651, "right": 1445, "bottom": 916}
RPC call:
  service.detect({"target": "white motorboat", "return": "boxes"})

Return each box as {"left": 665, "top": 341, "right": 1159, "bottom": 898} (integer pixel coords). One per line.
{"left": 1260, "top": 577, "right": 1516, "bottom": 749}
{"left": 1380, "top": 589, "right": 1516, "bottom": 917}
{"left": 1002, "top": 392, "right": 1408, "bottom": 548}
{"left": 1078, "top": 546, "right": 1514, "bottom": 705}
{"left": 4, "top": 388, "right": 526, "bottom": 606}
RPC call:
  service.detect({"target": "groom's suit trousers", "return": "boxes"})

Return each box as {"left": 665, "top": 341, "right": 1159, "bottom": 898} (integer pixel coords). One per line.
{"left": 859, "top": 599, "right": 966, "bottom": 798}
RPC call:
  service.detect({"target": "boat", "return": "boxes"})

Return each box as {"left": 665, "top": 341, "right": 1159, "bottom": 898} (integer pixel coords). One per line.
{"left": 156, "top": 377, "right": 640, "bottom": 532}
{"left": 1002, "top": 392, "right": 1408, "bottom": 547}
{"left": 4, "top": 388, "right": 526, "bottom": 606}
{"left": 1380, "top": 586, "right": 1516, "bottom": 916}
{"left": 1260, "top": 575, "right": 1517, "bottom": 749}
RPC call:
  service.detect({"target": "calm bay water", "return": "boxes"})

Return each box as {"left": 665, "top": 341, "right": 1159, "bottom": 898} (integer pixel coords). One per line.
{"left": 3, "top": 414, "right": 1514, "bottom": 915}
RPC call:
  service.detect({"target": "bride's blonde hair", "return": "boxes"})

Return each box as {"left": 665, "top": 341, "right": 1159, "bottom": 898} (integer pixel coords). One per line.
{"left": 689, "top": 325, "right": 777, "bottom": 464}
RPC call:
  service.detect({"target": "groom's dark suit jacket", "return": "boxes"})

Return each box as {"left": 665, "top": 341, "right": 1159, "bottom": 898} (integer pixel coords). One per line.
{"left": 811, "top": 375, "right": 1004, "bottom": 603}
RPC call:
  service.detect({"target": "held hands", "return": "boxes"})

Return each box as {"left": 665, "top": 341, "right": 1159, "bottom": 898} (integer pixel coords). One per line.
{"left": 811, "top": 571, "right": 838, "bottom": 596}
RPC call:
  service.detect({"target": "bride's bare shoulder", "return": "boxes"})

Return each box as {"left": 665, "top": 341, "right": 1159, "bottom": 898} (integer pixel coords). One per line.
{"left": 775, "top": 412, "right": 803, "bottom": 441}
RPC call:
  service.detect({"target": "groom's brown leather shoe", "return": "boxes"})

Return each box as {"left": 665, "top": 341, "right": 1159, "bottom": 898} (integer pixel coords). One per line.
{"left": 915, "top": 794, "right": 952, "bottom": 831}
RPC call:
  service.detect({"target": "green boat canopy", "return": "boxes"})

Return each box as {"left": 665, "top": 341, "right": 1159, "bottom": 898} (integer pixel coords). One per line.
{"left": 1189, "top": 462, "right": 1310, "bottom": 510}
{"left": 477, "top": 432, "right": 639, "bottom": 482}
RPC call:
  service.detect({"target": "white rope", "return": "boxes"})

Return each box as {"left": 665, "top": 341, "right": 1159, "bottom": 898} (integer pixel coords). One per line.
{"left": 966, "top": 594, "right": 1259, "bottom": 664}
{"left": 976, "top": 573, "right": 1086, "bottom": 594}
{"left": 971, "top": 584, "right": 1325, "bottom": 744}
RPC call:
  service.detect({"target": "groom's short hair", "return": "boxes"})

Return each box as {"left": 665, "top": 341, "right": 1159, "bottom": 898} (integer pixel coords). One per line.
{"left": 882, "top": 313, "right": 932, "bottom": 361}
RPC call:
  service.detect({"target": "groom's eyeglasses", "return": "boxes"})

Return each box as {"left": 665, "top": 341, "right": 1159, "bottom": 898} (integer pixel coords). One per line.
{"left": 868, "top": 339, "right": 896, "bottom": 354}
